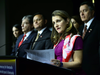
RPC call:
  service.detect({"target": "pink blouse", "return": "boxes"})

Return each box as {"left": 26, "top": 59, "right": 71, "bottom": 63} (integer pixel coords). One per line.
{"left": 55, "top": 37, "right": 83, "bottom": 62}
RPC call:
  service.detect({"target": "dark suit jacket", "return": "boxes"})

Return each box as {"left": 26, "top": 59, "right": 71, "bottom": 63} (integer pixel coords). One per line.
{"left": 30, "top": 28, "right": 53, "bottom": 50}
{"left": 79, "top": 18, "right": 100, "bottom": 75}
{"left": 11, "top": 30, "right": 36, "bottom": 58}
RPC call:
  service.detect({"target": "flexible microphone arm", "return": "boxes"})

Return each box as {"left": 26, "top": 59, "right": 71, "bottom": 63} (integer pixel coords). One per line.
{"left": 0, "top": 44, "right": 6, "bottom": 48}
{"left": 0, "top": 42, "right": 12, "bottom": 48}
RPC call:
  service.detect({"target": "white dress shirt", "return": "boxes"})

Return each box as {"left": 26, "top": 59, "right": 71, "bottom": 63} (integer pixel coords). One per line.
{"left": 24, "top": 30, "right": 32, "bottom": 41}
{"left": 37, "top": 27, "right": 46, "bottom": 35}
{"left": 83, "top": 17, "right": 94, "bottom": 32}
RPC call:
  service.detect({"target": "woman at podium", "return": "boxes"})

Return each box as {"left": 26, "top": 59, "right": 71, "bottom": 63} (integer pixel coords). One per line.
{"left": 50, "top": 10, "right": 86, "bottom": 75}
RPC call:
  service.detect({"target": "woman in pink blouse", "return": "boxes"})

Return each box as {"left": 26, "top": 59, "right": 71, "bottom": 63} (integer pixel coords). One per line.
{"left": 50, "top": 10, "right": 86, "bottom": 75}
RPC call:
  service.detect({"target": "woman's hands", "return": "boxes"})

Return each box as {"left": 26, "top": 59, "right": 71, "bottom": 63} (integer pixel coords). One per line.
{"left": 51, "top": 50, "right": 82, "bottom": 69}
{"left": 51, "top": 59, "right": 61, "bottom": 67}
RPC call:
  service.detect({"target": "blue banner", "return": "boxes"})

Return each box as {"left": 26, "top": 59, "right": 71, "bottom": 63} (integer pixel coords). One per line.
{"left": 0, "top": 59, "right": 16, "bottom": 75}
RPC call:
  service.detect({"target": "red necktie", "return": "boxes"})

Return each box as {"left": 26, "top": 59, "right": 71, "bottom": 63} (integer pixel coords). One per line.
{"left": 18, "top": 34, "right": 26, "bottom": 47}
{"left": 82, "top": 25, "right": 87, "bottom": 39}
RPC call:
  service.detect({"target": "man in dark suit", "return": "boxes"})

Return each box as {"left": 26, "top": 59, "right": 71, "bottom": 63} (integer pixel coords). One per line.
{"left": 11, "top": 15, "right": 36, "bottom": 58}
{"left": 30, "top": 12, "right": 53, "bottom": 50}
{"left": 79, "top": 1, "right": 100, "bottom": 75}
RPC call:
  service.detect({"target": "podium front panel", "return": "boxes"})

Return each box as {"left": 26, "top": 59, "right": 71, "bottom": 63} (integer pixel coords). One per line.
{"left": 0, "top": 56, "right": 74, "bottom": 75}
{"left": 0, "top": 59, "right": 16, "bottom": 75}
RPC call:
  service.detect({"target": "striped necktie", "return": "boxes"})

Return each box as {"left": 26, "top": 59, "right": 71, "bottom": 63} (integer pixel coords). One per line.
{"left": 82, "top": 25, "right": 87, "bottom": 39}
{"left": 31, "top": 33, "right": 40, "bottom": 49}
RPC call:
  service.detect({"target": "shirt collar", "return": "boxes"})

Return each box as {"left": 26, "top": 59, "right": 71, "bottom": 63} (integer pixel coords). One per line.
{"left": 24, "top": 30, "right": 32, "bottom": 40}
{"left": 38, "top": 27, "right": 46, "bottom": 35}
{"left": 25, "top": 31, "right": 32, "bottom": 37}
{"left": 84, "top": 17, "right": 94, "bottom": 29}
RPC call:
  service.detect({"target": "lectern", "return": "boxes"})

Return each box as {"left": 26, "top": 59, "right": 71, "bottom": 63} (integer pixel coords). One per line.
{"left": 0, "top": 56, "right": 74, "bottom": 75}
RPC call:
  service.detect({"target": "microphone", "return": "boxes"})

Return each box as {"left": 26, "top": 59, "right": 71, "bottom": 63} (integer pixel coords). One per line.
{"left": 0, "top": 44, "right": 6, "bottom": 48}
{"left": 0, "top": 42, "right": 12, "bottom": 48}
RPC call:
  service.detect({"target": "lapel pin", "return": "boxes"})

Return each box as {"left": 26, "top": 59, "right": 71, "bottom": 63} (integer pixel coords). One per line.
{"left": 40, "top": 36, "right": 42, "bottom": 38}
{"left": 89, "top": 29, "right": 92, "bottom": 33}
{"left": 25, "top": 38, "right": 28, "bottom": 40}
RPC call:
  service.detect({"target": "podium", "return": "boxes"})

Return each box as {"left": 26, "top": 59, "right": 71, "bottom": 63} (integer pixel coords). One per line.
{"left": 0, "top": 56, "right": 74, "bottom": 75}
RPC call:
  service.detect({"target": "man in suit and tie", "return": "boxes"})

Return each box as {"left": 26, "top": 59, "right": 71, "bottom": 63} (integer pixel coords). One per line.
{"left": 79, "top": 1, "right": 100, "bottom": 75}
{"left": 30, "top": 12, "right": 53, "bottom": 50}
{"left": 11, "top": 15, "right": 36, "bottom": 58}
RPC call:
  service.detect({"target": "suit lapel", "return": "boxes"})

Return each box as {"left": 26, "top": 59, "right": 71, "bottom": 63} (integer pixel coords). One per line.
{"left": 37, "top": 28, "right": 48, "bottom": 40}
{"left": 21, "top": 31, "right": 35, "bottom": 45}
{"left": 32, "top": 28, "right": 47, "bottom": 48}
{"left": 83, "top": 19, "right": 96, "bottom": 40}
{"left": 16, "top": 34, "right": 23, "bottom": 48}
